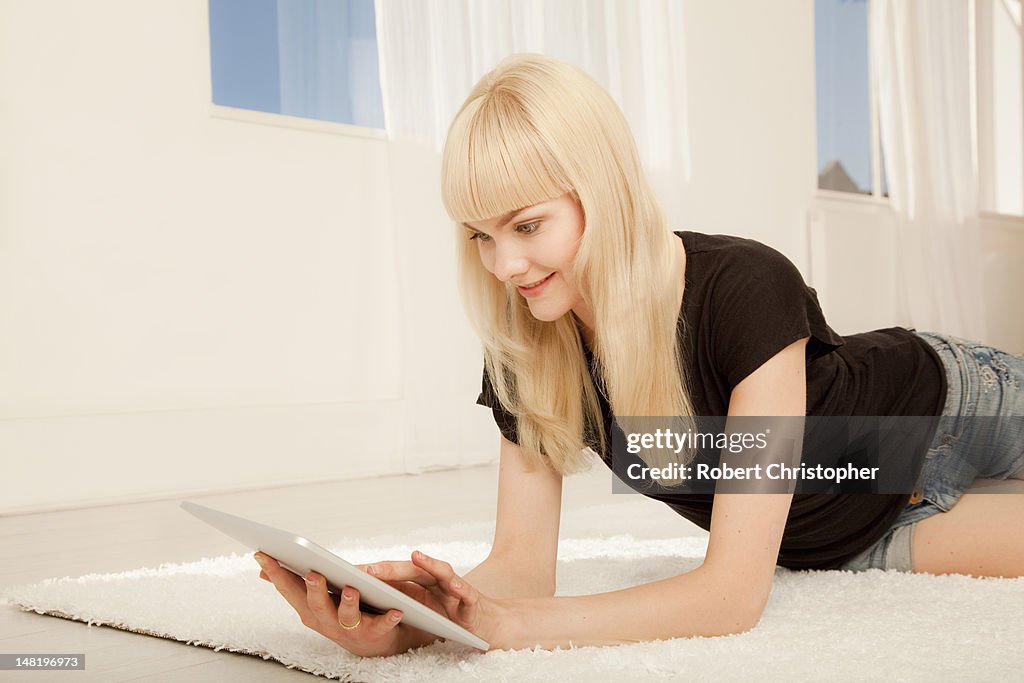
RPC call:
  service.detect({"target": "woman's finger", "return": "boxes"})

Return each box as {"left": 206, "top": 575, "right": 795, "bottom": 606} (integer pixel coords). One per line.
{"left": 384, "top": 578, "right": 429, "bottom": 602}
{"left": 448, "top": 573, "right": 480, "bottom": 609}
{"left": 330, "top": 586, "right": 411, "bottom": 641}
{"left": 366, "top": 609, "right": 405, "bottom": 636}
{"left": 333, "top": 583, "right": 364, "bottom": 631}
{"left": 409, "top": 551, "right": 483, "bottom": 628}
{"left": 304, "top": 571, "right": 349, "bottom": 627}
{"left": 310, "top": 581, "right": 404, "bottom": 639}
{"left": 410, "top": 551, "right": 466, "bottom": 597}
{"left": 350, "top": 561, "right": 442, "bottom": 608}
{"left": 357, "top": 560, "right": 438, "bottom": 586}
{"left": 411, "top": 552, "right": 460, "bottom": 589}
{"left": 255, "top": 553, "right": 318, "bottom": 624}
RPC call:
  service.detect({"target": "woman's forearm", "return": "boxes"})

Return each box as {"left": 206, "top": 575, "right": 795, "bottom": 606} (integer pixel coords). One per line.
{"left": 499, "top": 565, "right": 761, "bottom": 650}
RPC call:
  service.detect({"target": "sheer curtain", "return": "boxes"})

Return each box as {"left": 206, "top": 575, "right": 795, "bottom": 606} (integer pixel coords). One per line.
{"left": 374, "top": 0, "right": 693, "bottom": 470}
{"left": 374, "top": 0, "right": 690, "bottom": 175}
{"left": 870, "top": 0, "right": 988, "bottom": 342}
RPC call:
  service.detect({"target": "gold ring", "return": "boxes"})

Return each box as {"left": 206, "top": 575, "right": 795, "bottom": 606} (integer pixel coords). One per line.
{"left": 339, "top": 615, "right": 361, "bottom": 630}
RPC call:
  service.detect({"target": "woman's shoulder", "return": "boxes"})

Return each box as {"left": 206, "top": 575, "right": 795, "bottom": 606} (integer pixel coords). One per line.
{"left": 676, "top": 230, "right": 798, "bottom": 274}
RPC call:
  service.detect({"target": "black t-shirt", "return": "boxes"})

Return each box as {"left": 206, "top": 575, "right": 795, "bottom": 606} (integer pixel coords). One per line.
{"left": 477, "top": 230, "right": 948, "bottom": 569}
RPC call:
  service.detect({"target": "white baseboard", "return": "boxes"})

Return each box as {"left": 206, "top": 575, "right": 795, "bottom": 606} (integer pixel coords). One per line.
{"left": 0, "top": 400, "right": 413, "bottom": 514}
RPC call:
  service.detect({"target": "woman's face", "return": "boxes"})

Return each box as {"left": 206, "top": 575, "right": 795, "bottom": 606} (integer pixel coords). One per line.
{"left": 463, "top": 192, "right": 587, "bottom": 325}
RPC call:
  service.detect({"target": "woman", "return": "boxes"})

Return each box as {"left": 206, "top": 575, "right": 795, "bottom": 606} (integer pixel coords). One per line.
{"left": 254, "top": 53, "right": 1024, "bottom": 656}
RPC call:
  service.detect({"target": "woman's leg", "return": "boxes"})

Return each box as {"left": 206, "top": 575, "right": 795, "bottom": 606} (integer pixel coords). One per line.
{"left": 906, "top": 333, "right": 1024, "bottom": 577}
{"left": 839, "top": 334, "right": 1023, "bottom": 575}
{"left": 911, "top": 479, "right": 1024, "bottom": 577}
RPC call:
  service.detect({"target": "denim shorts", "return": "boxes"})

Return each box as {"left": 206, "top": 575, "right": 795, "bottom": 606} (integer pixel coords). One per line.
{"left": 839, "top": 330, "right": 1024, "bottom": 572}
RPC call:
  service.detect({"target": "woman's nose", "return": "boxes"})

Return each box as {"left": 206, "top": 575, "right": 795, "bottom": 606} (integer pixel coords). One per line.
{"left": 492, "top": 242, "right": 530, "bottom": 283}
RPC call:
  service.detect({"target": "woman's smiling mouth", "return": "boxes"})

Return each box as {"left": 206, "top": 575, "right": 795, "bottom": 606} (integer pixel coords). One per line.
{"left": 516, "top": 273, "right": 555, "bottom": 297}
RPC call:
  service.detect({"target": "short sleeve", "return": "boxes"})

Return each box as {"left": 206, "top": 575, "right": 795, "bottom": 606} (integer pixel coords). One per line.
{"left": 476, "top": 365, "right": 520, "bottom": 444}
{"left": 710, "top": 240, "right": 845, "bottom": 390}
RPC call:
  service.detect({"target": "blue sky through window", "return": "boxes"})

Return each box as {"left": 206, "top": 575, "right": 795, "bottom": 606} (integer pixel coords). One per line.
{"left": 208, "top": 0, "right": 384, "bottom": 128}
{"left": 815, "top": 0, "right": 873, "bottom": 194}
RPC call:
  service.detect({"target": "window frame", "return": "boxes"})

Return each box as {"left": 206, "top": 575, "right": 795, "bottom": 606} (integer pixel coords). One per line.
{"left": 209, "top": 103, "right": 387, "bottom": 141}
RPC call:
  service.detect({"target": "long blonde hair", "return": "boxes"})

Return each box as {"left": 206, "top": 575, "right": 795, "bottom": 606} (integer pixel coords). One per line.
{"left": 441, "top": 53, "right": 696, "bottom": 476}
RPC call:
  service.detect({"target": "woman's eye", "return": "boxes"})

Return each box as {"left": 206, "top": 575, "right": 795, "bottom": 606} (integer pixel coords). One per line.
{"left": 517, "top": 221, "right": 540, "bottom": 234}
{"left": 468, "top": 231, "right": 491, "bottom": 242}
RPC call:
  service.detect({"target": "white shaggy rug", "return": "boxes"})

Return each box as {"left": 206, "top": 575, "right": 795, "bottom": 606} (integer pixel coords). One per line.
{"left": 2, "top": 499, "right": 1023, "bottom": 682}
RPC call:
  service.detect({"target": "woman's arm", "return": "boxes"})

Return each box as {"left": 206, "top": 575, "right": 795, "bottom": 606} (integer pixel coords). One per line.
{"left": 412, "top": 337, "right": 808, "bottom": 650}
{"left": 480, "top": 435, "right": 563, "bottom": 597}
{"left": 368, "top": 435, "right": 562, "bottom": 600}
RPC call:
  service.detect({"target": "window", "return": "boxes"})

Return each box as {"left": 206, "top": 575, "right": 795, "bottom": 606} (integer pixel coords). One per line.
{"left": 814, "top": 0, "right": 1023, "bottom": 216}
{"left": 814, "top": 0, "right": 886, "bottom": 198}
{"left": 208, "top": 0, "right": 384, "bottom": 129}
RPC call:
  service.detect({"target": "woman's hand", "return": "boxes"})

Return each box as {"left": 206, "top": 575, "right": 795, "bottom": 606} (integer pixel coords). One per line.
{"left": 256, "top": 550, "right": 517, "bottom": 654}
{"left": 254, "top": 552, "right": 438, "bottom": 657}
{"left": 399, "top": 549, "right": 513, "bottom": 650}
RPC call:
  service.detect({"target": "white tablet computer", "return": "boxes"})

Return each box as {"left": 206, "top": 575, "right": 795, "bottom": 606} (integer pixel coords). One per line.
{"left": 180, "top": 501, "right": 488, "bottom": 650}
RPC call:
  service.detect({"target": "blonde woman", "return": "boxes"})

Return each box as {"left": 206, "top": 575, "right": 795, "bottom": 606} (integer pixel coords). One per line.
{"left": 255, "top": 54, "right": 1024, "bottom": 656}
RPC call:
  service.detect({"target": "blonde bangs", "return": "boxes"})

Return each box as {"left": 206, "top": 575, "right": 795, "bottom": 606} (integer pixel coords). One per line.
{"left": 442, "top": 92, "right": 571, "bottom": 226}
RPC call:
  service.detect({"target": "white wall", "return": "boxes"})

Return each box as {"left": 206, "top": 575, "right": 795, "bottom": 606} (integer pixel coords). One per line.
{"left": 658, "top": 0, "right": 818, "bottom": 270}
{"left": 0, "top": 0, "right": 422, "bottom": 512}
{"left": 809, "top": 197, "right": 1024, "bottom": 351}
{"left": 1, "top": 0, "right": 1021, "bottom": 513}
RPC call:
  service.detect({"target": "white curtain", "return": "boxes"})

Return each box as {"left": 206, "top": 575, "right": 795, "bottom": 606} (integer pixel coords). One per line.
{"left": 373, "top": 0, "right": 693, "bottom": 471}
{"left": 870, "top": 0, "right": 988, "bottom": 342}
{"left": 374, "top": 0, "right": 691, "bottom": 175}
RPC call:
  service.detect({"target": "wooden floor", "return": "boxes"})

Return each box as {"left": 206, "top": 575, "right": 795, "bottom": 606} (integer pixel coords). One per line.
{"left": 0, "top": 464, "right": 650, "bottom": 682}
